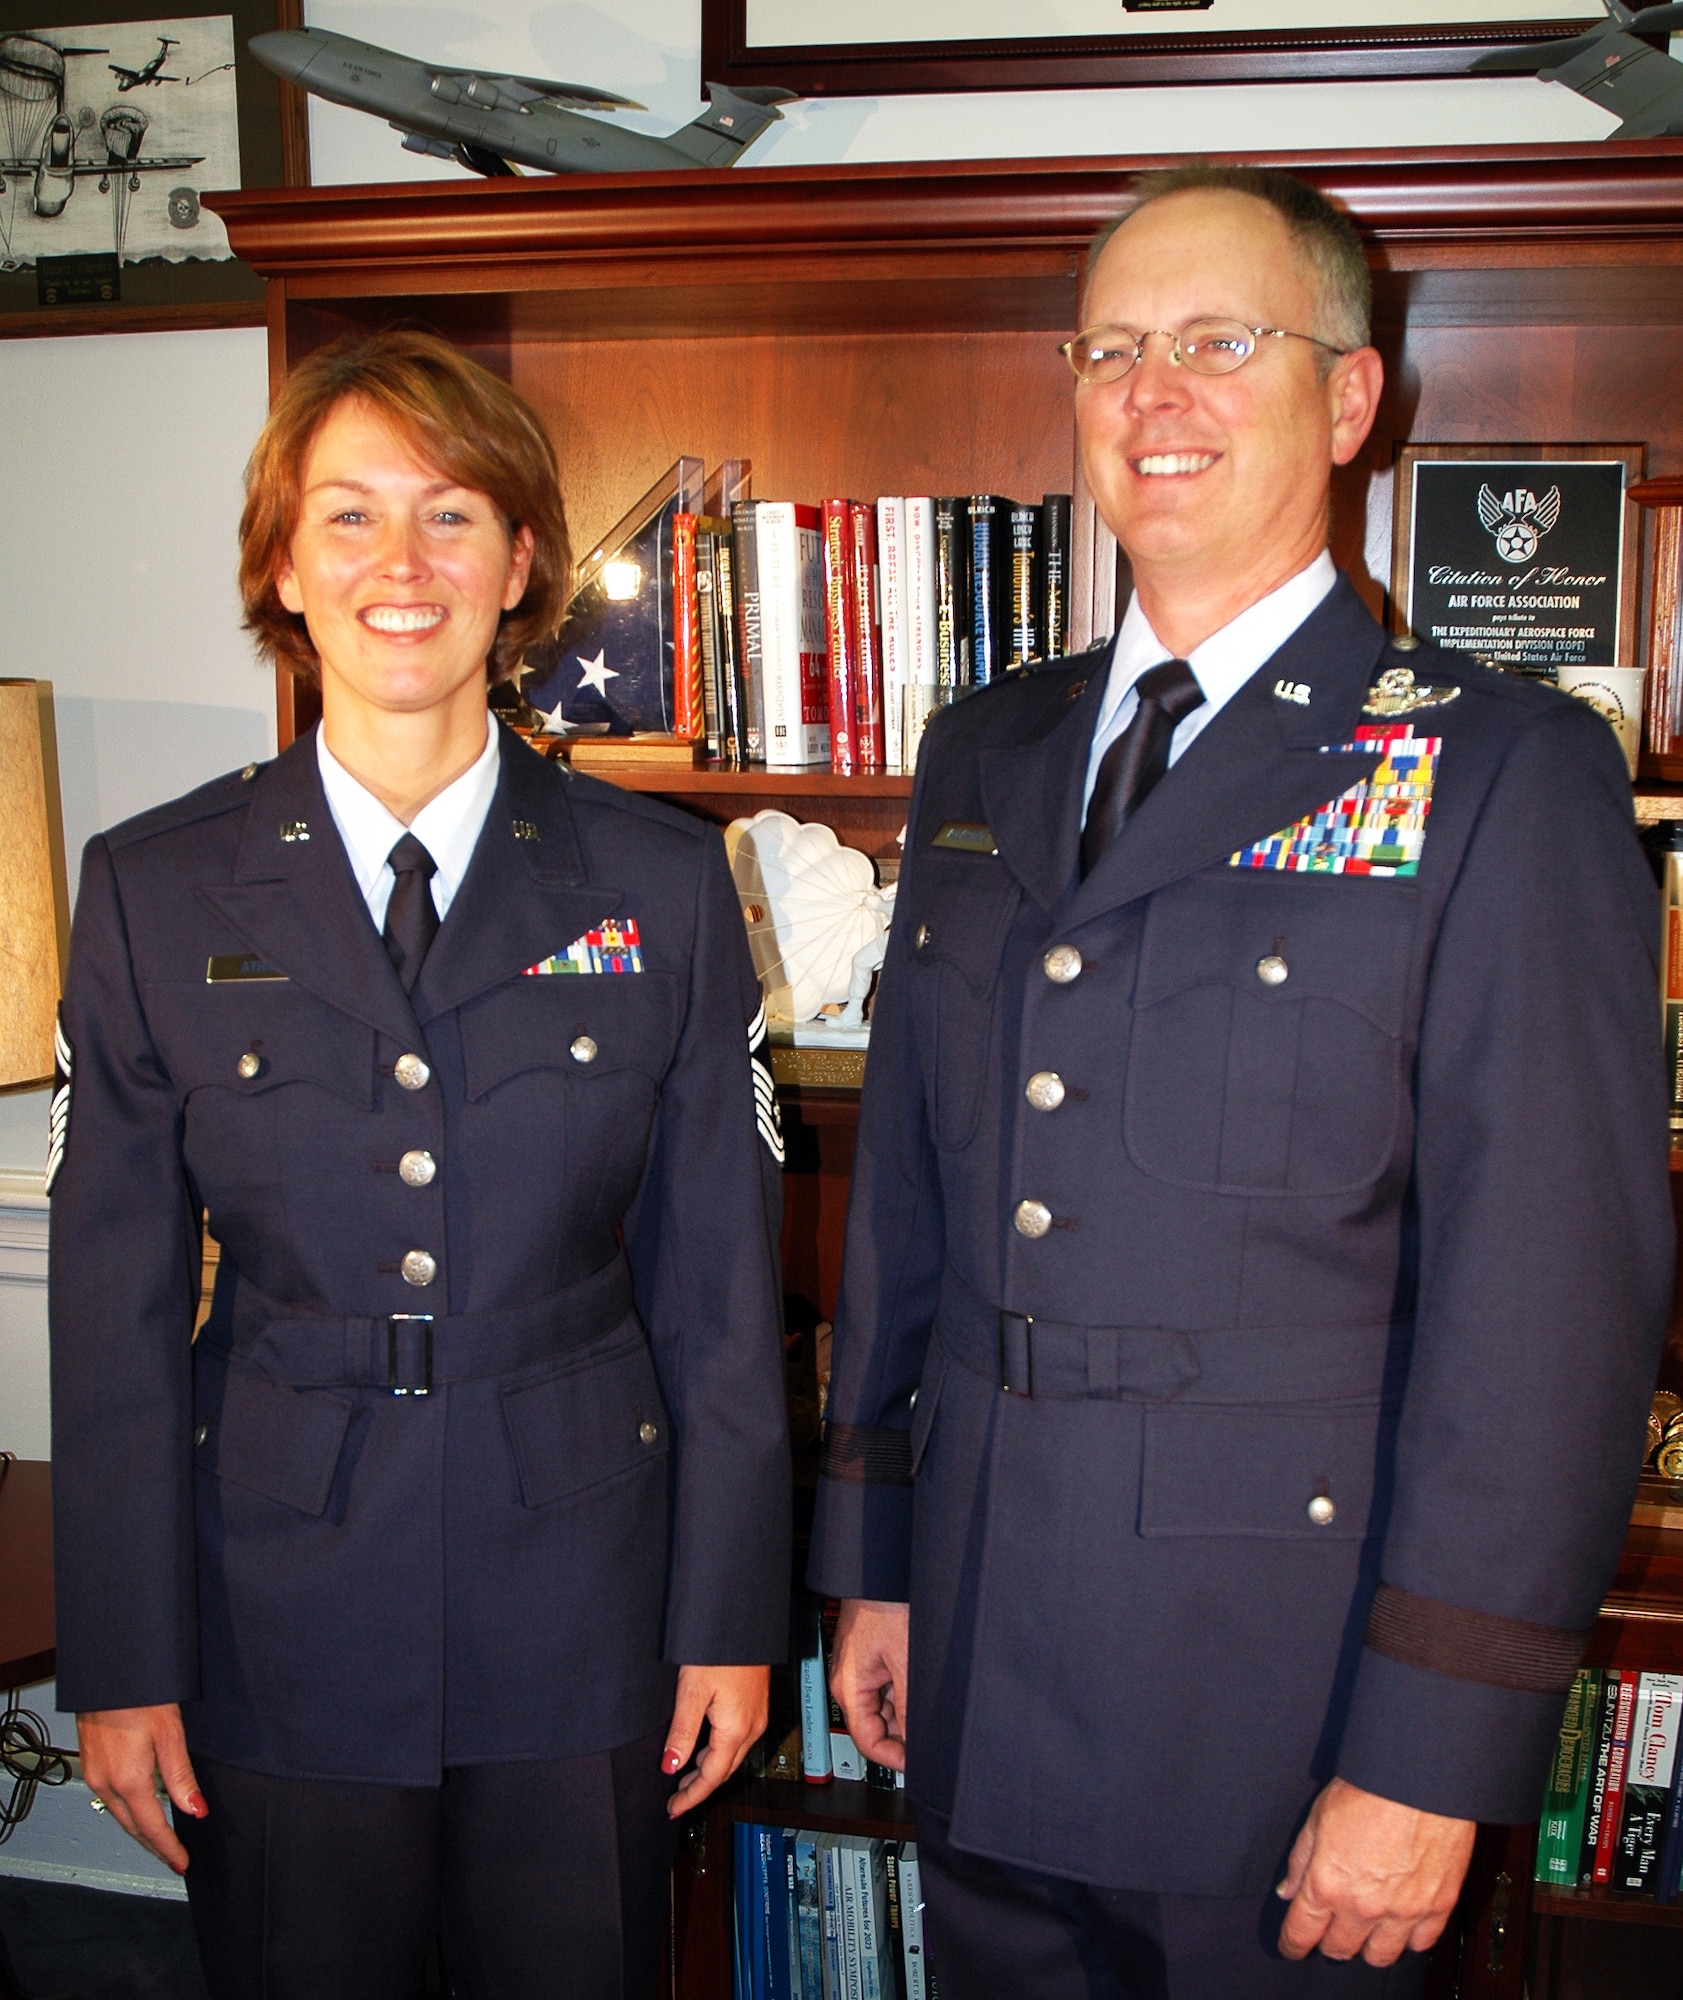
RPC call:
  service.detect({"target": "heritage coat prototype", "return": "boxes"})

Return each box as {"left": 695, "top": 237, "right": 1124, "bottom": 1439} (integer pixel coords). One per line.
{"left": 808, "top": 579, "right": 1674, "bottom": 1897}
{"left": 50, "top": 721, "right": 790, "bottom": 1784}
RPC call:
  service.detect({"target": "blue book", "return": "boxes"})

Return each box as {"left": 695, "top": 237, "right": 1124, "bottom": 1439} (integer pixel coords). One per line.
{"left": 800, "top": 1594, "right": 834, "bottom": 1781}
{"left": 794, "top": 1832, "right": 823, "bottom": 2000}
{"left": 734, "top": 1820, "right": 753, "bottom": 2000}
{"left": 782, "top": 1830, "right": 803, "bottom": 2000}
{"left": 762, "top": 1824, "right": 790, "bottom": 2000}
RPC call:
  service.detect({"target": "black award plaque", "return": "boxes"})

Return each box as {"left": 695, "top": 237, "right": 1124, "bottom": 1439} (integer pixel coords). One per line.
{"left": 1392, "top": 444, "right": 1644, "bottom": 680}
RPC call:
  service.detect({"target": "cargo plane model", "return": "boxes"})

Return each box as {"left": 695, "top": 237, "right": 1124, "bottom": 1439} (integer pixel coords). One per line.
{"left": 1472, "top": 0, "right": 1683, "bottom": 134}
{"left": 250, "top": 26, "right": 797, "bottom": 178}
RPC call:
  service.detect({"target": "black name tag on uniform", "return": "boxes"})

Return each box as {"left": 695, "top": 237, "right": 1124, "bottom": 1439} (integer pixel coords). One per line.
{"left": 932, "top": 822, "right": 997, "bottom": 855}
{"left": 206, "top": 955, "right": 288, "bottom": 983}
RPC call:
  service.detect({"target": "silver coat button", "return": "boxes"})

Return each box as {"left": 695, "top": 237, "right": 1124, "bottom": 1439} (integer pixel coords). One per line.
{"left": 1025, "top": 1071, "right": 1066, "bottom": 1112}
{"left": 570, "top": 1035, "right": 599, "bottom": 1064}
{"left": 194, "top": 1423, "right": 209, "bottom": 1447}
{"left": 639, "top": 1420, "right": 659, "bottom": 1445}
{"left": 1256, "top": 955, "right": 1289, "bottom": 987}
{"left": 1013, "top": 1198, "right": 1053, "bottom": 1239}
{"left": 1307, "top": 1494, "right": 1336, "bottom": 1527}
{"left": 237, "top": 1052, "right": 261, "bottom": 1080}
{"left": 914, "top": 923, "right": 932, "bottom": 950}
{"left": 399, "top": 1149, "right": 436, "bottom": 1188}
{"left": 1043, "top": 945, "right": 1082, "bottom": 985}
{"left": 394, "top": 1053, "right": 431, "bottom": 1091}
{"left": 401, "top": 1248, "right": 437, "bottom": 1287}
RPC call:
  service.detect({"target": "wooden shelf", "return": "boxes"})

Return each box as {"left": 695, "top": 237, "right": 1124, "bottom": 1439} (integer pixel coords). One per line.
{"left": 1534, "top": 1889, "right": 1683, "bottom": 1928}
{"left": 731, "top": 1775, "right": 915, "bottom": 1843}
{"left": 579, "top": 767, "right": 912, "bottom": 799}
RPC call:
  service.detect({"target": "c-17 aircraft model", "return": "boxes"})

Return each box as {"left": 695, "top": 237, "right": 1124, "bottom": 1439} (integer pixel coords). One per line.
{"left": 249, "top": 27, "right": 797, "bottom": 178}
{"left": 1472, "top": 1, "right": 1683, "bottom": 134}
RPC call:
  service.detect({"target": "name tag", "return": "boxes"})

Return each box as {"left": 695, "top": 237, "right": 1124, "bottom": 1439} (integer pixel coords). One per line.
{"left": 931, "top": 822, "right": 997, "bottom": 856}
{"left": 206, "top": 954, "right": 288, "bottom": 983}
{"left": 526, "top": 919, "right": 644, "bottom": 975}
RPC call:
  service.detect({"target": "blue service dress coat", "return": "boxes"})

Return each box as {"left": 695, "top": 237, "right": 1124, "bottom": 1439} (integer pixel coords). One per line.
{"left": 807, "top": 578, "right": 1674, "bottom": 1897}
{"left": 48, "top": 719, "right": 790, "bottom": 1784}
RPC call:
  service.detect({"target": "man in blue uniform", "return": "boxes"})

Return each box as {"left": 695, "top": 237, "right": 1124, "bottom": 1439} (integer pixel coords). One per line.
{"left": 810, "top": 166, "right": 1673, "bottom": 1995}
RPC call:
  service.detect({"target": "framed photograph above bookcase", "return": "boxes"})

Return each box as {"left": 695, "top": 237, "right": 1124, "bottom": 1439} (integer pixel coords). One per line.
{"left": 209, "top": 140, "right": 1683, "bottom": 2000}
{"left": 700, "top": 0, "right": 1599, "bottom": 93}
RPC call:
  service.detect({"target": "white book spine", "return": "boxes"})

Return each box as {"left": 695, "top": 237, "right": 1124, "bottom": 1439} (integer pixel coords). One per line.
{"left": 837, "top": 1838, "right": 864, "bottom": 2000}
{"left": 819, "top": 1837, "right": 843, "bottom": 2000}
{"left": 904, "top": 497, "right": 939, "bottom": 693}
{"left": 877, "top": 496, "right": 907, "bottom": 775}
{"left": 854, "top": 1843, "right": 888, "bottom": 2000}
{"left": 899, "top": 1845, "right": 927, "bottom": 2000}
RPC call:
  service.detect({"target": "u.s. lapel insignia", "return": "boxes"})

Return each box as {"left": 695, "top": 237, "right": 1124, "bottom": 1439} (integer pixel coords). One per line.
{"left": 525, "top": 918, "right": 644, "bottom": 975}
{"left": 1362, "top": 667, "right": 1460, "bottom": 718}
{"left": 1273, "top": 679, "right": 1311, "bottom": 707}
{"left": 1231, "top": 726, "right": 1440, "bottom": 878}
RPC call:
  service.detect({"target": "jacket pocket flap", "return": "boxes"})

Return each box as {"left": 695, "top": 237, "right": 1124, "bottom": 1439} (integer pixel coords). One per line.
{"left": 501, "top": 1335, "right": 670, "bottom": 1510}
{"left": 195, "top": 1347, "right": 353, "bottom": 1516}
{"left": 1140, "top": 1400, "right": 1387, "bottom": 1540}
{"left": 904, "top": 862, "right": 1020, "bottom": 999}
{"left": 142, "top": 982, "right": 376, "bottom": 1108}
{"left": 460, "top": 972, "right": 677, "bottom": 1101}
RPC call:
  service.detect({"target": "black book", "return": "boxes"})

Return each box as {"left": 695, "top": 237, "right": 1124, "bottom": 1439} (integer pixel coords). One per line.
{"left": 1040, "top": 492, "right": 1072, "bottom": 663}
{"left": 694, "top": 524, "right": 723, "bottom": 759}
{"left": 1580, "top": 1668, "right": 1625, "bottom": 1887}
{"left": 712, "top": 529, "right": 751, "bottom": 768}
{"left": 934, "top": 496, "right": 972, "bottom": 685}
{"left": 729, "top": 499, "right": 767, "bottom": 762}
{"left": 968, "top": 495, "right": 1013, "bottom": 687}
{"left": 1008, "top": 501, "right": 1039, "bottom": 664}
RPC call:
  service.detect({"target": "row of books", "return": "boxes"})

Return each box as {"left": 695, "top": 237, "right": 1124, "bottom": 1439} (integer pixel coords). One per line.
{"left": 800, "top": 1595, "right": 904, "bottom": 1789}
{"left": 517, "top": 460, "right": 1074, "bottom": 776}
{"left": 1534, "top": 1667, "right": 1683, "bottom": 1899}
{"left": 733, "top": 1827, "right": 934, "bottom": 2000}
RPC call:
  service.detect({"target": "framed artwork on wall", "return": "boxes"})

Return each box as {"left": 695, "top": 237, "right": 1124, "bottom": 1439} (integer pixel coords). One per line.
{"left": 0, "top": 0, "right": 307, "bottom": 336}
{"left": 701, "top": 2, "right": 1601, "bottom": 95}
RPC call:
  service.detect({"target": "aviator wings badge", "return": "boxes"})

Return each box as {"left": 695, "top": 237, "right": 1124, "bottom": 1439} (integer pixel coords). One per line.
{"left": 1362, "top": 667, "right": 1461, "bottom": 719}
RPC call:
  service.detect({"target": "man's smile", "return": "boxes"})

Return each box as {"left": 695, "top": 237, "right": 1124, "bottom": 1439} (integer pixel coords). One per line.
{"left": 1131, "top": 452, "right": 1221, "bottom": 477}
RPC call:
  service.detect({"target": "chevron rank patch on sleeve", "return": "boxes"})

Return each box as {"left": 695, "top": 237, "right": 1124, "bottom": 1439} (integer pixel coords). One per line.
{"left": 1229, "top": 727, "right": 1440, "bottom": 878}
{"left": 748, "top": 1000, "right": 784, "bottom": 1166}
{"left": 45, "top": 1011, "right": 70, "bottom": 1194}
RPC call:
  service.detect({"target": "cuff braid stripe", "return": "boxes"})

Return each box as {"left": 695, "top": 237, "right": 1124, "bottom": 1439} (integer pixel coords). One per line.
{"left": 1364, "top": 1582, "right": 1590, "bottom": 1695}
{"left": 821, "top": 1422, "right": 914, "bottom": 1485}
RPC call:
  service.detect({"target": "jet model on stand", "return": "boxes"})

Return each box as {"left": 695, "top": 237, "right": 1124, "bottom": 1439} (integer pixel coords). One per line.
{"left": 1473, "top": 1, "right": 1683, "bottom": 135}
{"left": 250, "top": 27, "right": 797, "bottom": 177}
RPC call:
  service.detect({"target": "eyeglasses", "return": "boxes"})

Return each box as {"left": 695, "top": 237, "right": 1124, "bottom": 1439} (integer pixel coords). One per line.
{"left": 1059, "top": 319, "right": 1349, "bottom": 384}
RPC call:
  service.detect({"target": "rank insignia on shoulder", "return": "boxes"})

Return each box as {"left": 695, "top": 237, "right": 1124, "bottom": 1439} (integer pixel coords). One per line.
{"left": 1273, "top": 680, "right": 1311, "bottom": 707}
{"left": 1362, "top": 666, "right": 1460, "bottom": 718}
{"left": 206, "top": 954, "right": 288, "bottom": 983}
{"left": 1230, "top": 727, "right": 1441, "bottom": 878}
{"left": 932, "top": 821, "right": 998, "bottom": 855}
{"left": 526, "top": 919, "right": 643, "bottom": 976}
{"left": 45, "top": 1012, "right": 70, "bottom": 1195}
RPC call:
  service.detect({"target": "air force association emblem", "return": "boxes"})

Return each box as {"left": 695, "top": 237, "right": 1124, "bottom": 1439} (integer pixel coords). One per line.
{"left": 1363, "top": 667, "right": 1461, "bottom": 719}
{"left": 1478, "top": 482, "right": 1561, "bottom": 566}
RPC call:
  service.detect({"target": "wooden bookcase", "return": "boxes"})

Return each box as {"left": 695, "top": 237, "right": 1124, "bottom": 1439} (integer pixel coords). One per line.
{"left": 210, "top": 139, "right": 1683, "bottom": 1999}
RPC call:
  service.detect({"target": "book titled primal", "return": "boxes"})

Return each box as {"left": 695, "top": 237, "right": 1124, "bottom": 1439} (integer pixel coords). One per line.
{"left": 520, "top": 457, "right": 703, "bottom": 734}
{"left": 755, "top": 501, "right": 831, "bottom": 769}
{"left": 1615, "top": 1673, "right": 1683, "bottom": 1895}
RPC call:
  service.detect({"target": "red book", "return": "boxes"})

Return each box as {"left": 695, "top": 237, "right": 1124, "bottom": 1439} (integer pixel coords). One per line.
{"left": 671, "top": 512, "right": 703, "bottom": 742}
{"left": 822, "top": 499, "right": 860, "bottom": 777}
{"left": 848, "top": 500, "right": 885, "bottom": 772}
{"left": 1596, "top": 1670, "right": 1641, "bottom": 1884}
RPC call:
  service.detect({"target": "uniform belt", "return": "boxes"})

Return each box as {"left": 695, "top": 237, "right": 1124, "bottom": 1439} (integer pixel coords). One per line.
{"left": 936, "top": 1264, "right": 1406, "bottom": 1404}
{"left": 206, "top": 1256, "right": 638, "bottom": 1396}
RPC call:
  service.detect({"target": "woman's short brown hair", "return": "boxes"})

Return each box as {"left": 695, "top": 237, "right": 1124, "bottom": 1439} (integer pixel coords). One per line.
{"left": 240, "top": 328, "right": 572, "bottom": 687}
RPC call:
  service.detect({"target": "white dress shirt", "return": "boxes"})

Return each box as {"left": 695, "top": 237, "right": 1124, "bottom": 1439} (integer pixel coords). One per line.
{"left": 316, "top": 718, "right": 500, "bottom": 931}
{"left": 1081, "top": 550, "right": 1337, "bottom": 814}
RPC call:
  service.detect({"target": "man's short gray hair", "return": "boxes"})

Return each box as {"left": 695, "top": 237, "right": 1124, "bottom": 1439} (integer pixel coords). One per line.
{"left": 1088, "top": 163, "right": 1372, "bottom": 356}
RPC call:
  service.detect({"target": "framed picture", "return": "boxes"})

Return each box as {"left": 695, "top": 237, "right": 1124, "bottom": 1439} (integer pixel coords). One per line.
{"left": 0, "top": 0, "right": 306, "bottom": 335}
{"left": 701, "top": 2, "right": 1599, "bottom": 96}
{"left": 1390, "top": 442, "right": 1645, "bottom": 680}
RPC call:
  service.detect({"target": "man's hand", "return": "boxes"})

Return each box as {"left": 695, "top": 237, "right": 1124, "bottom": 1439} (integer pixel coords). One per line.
{"left": 664, "top": 1665, "right": 770, "bottom": 1817}
{"left": 830, "top": 1599, "right": 909, "bottom": 1773}
{"left": 1277, "top": 1777, "right": 1475, "bottom": 1966}
{"left": 77, "top": 1704, "right": 206, "bottom": 1874}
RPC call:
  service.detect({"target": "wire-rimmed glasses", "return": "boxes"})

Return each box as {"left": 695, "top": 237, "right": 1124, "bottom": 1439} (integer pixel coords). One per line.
{"left": 1059, "top": 319, "right": 1350, "bottom": 384}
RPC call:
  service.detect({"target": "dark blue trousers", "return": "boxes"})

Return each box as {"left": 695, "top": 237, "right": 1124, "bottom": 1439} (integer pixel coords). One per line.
{"left": 175, "top": 1728, "right": 673, "bottom": 2000}
{"left": 917, "top": 1807, "right": 1428, "bottom": 2000}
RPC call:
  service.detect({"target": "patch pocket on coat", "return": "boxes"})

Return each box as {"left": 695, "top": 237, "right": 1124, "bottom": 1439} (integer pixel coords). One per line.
{"left": 501, "top": 1334, "right": 670, "bottom": 1510}
{"left": 194, "top": 1347, "right": 353, "bottom": 1517}
{"left": 1139, "top": 1400, "right": 1390, "bottom": 1540}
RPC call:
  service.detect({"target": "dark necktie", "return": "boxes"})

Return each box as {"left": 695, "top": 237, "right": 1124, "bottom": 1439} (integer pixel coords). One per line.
{"left": 383, "top": 833, "right": 439, "bottom": 992}
{"left": 1080, "top": 658, "right": 1206, "bottom": 878}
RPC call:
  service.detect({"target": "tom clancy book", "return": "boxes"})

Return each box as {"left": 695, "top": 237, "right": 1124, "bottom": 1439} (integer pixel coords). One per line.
{"left": 968, "top": 494, "right": 1012, "bottom": 686}
{"left": 1041, "top": 493, "right": 1072, "bottom": 662}
{"left": 520, "top": 457, "right": 703, "bottom": 734}
{"left": 1615, "top": 1673, "right": 1683, "bottom": 1894}
{"left": 1009, "top": 502, "right": 1039, "bottom": 664}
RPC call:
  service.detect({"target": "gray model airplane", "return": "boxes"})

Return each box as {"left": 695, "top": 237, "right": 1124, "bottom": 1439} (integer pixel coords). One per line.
{"left": 249, "top": 27, "right": 796, "bottom": 177}
{"left": 1472, "top": 1, "right": 1683, "bottom": 135}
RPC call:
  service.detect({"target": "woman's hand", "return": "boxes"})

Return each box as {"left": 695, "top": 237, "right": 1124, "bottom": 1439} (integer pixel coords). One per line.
{"left": 77, "top": 1704, "right": 207, "bottom": 1873}
{"left": 662, "top": 1665, "right": 770, "bottom": 1818}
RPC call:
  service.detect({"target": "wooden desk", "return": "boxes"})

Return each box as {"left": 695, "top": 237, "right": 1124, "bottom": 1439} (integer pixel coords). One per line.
{"left": 0, "top": 1459, "right": 53, "bottom": 1689}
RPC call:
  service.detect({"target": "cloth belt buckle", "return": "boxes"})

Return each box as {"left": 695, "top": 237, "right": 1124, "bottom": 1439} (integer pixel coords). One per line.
{"left": 998, "top": 1310, "right": 1034, "bottom": 1398}
{"left": 387, "top": 1314, "right": 434, "bottom": 1396}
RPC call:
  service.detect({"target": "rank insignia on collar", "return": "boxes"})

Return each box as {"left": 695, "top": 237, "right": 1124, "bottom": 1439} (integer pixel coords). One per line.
{"left": 1273, "top": 680, "right": 1311, "bottom": 707}
{"left": 1362, "top": 667, "right": 1460, "bottom": 718}
{"left": 526, "top": 918, "right": 643, "bottom": 975}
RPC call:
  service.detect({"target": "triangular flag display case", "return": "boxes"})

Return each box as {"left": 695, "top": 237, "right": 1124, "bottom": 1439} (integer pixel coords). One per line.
{"left": 212, "top": 141, "right": 1683, "bottom": 1998}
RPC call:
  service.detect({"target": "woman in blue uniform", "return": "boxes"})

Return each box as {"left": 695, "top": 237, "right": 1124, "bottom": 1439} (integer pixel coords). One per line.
{"left": 48, "top": 330, "right": 790, "bottom": 1999}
